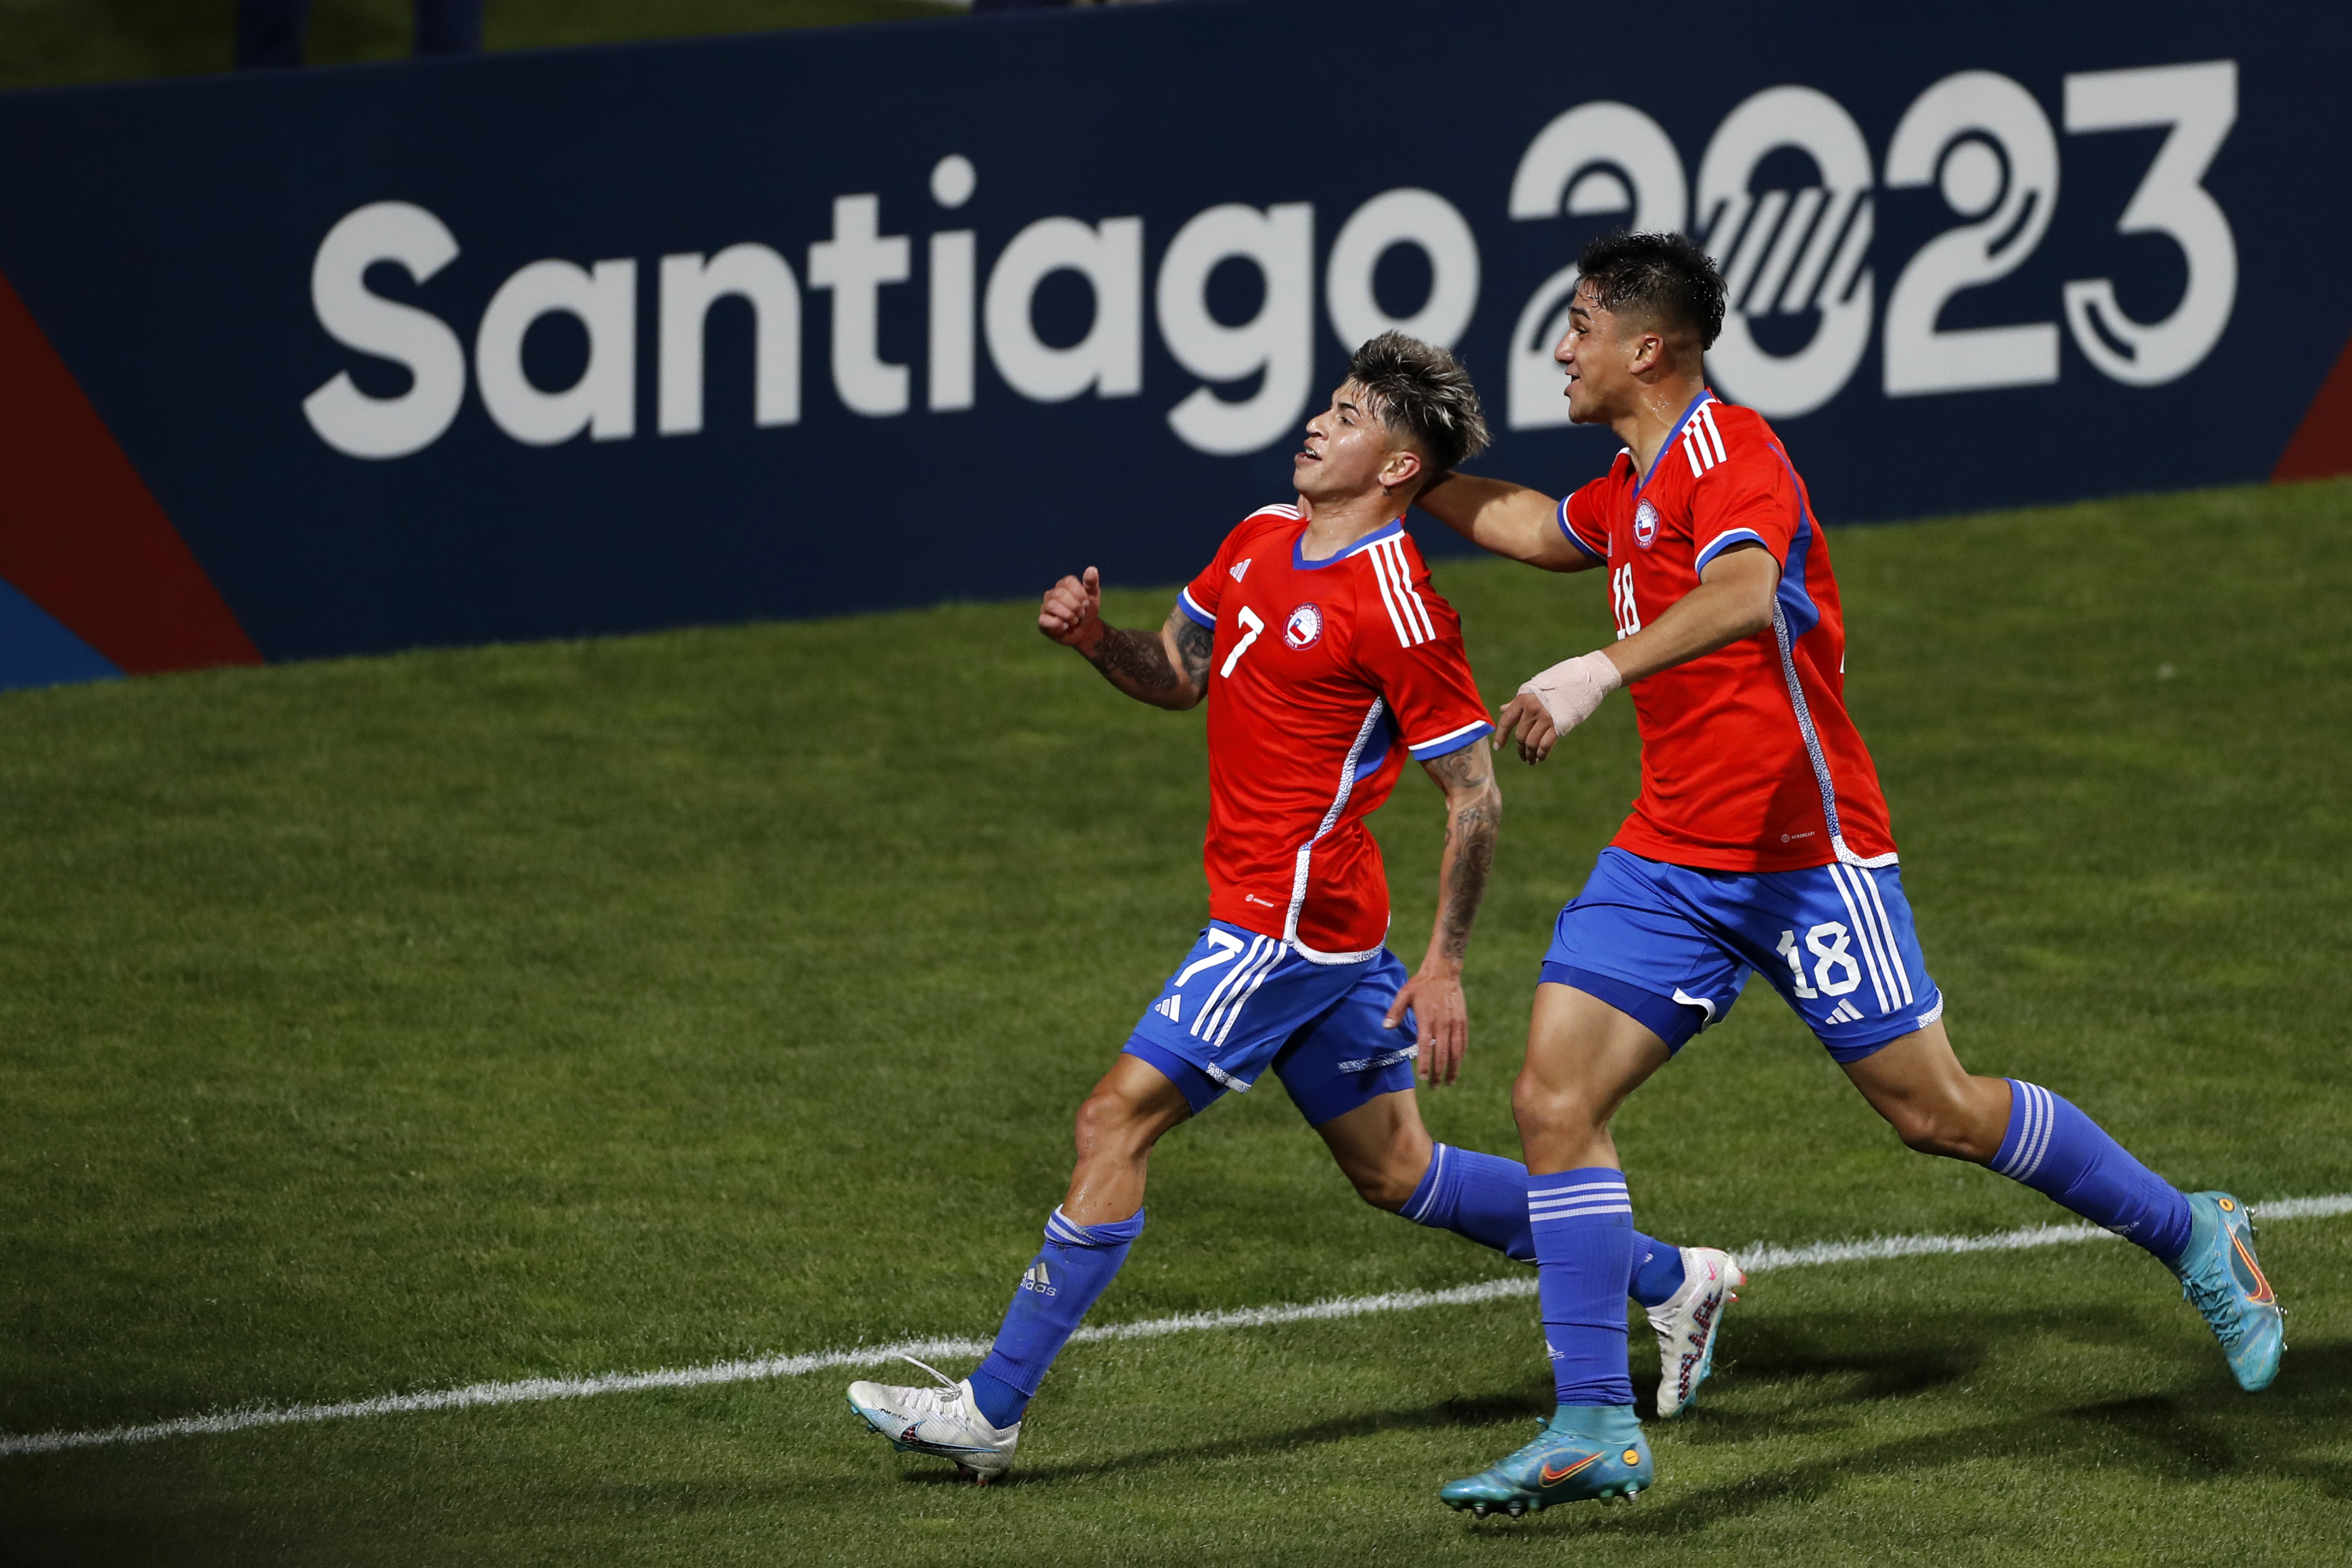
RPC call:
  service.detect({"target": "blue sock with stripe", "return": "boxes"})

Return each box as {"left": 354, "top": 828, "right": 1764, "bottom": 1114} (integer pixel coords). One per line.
{"left": 1993, "top": 1081, "right": 2193, "bottom": 1266}
{"left": 1403, "top": 1145, "right": 1678, "bottom": 1303}
{"left": 1530, "top": 1167, "right": 1636, "bottom": 1408}
{"left": 969, "top": 1206, "right": 1145, "bottom": 1429}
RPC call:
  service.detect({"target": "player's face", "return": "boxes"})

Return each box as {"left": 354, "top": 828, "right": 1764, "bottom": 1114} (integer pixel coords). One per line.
{"left": 1554, "top": 280, "right": 1640, "bottom": 424}
{"left": 1295, "top": 382, "right": 1419, "bottom": 502}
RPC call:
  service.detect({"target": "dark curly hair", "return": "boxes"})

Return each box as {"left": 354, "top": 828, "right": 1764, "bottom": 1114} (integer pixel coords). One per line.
{"left": 1344, "top": 330, "right": 1492, "bottom": 476}
{"left": 1575, "top": 231, "right": 1726, "bottom": 351}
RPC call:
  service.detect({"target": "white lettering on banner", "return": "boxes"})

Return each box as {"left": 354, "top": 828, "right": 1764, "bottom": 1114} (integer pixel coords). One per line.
{"left": 656, "top": 245, "right": 801, "bottom": 436}
{"left": 984, "top": 216, "right": 1144, "bottom": 402}
{"left": 928, "top": 154, "right": 980, "bottom": 413}
{"left": 2061, "top": 61, "right": 2238, "bottom": 387}
{"left": 302, "top": 202, "right": 468, "bottom": 459}
{"left": 1156, "top": 202, "right": 1315, "bottom": 457}
{"left": 1324, "top": 188, "right": 1481, "bottom": 353}
{"left": 1698, "top": 85, "right": 1876, "bottom": 420}
{"left": 1504, "top": 101, "right": 1687, "bottom": 431}
{"left": 1883, "top": 71, "right": 2061, "bottom": 397}
{"left": 297, "top": 60, "right": 2243, "bottom": 461}
{"left": 806, "top": 195, "right": 912, "bottom": 417}
{"left": 474, "top": 258, "right": 636, "bottom": 446}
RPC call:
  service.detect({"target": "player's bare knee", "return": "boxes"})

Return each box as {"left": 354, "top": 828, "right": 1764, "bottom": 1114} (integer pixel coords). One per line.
{"left": 1071, "top": 1089, "right": 1151, "bottom": 1161}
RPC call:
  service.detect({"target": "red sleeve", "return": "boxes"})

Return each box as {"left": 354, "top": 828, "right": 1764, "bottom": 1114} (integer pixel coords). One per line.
{"left": 1689, "top": 412, "right": 1799, "bottom": 573}
{"left": 1351, "top": 551, "right": 1494, "bottom": 762}
{"left": 1181, "top": 509, "right": 1283, "bottom": 628}
{"left": 1557, "top": 481, "right": 1611, "bottom": 562}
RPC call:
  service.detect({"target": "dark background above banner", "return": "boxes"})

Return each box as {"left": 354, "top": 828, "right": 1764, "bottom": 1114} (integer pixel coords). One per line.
{"left": 0, "top": 0, "right": 2345, "bottom": 676}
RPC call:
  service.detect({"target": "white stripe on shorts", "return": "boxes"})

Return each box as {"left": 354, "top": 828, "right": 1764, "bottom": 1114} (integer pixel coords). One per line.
{"left": 1825, "top": 863, "right": 1896, "bottom": 1014}
{"left": 1852, "top": 867, "right": 1916, "bottom": 1006}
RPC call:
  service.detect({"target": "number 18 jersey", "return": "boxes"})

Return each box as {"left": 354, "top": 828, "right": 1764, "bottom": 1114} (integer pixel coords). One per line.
{"left": 1179, "top": 506, "right": 1494, "bottom": 962}
{"left": 1556, "top": 391, "right": 1898, "bottom": 872}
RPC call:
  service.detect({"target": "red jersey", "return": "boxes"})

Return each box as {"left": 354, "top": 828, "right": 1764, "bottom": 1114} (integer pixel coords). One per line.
{"left": 1557, "top": 391, "right": 1897, "bottom": 872}
{"left": 1180, "top": 507, "right": 1494, "bottom": 961}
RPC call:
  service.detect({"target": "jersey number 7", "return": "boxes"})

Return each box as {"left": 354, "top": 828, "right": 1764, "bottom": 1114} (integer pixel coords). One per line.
{"left": 1220, "top": 606, "right": 1267, "bottom": 678}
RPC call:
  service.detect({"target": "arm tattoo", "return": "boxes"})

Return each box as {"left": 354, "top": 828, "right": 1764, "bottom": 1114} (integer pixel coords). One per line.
{"left": 1171, "top": 611, "right": 1214, "bottom": 691}
{"left": 1427, "top": 745, "right": 1499, "bottom": 964}
{"left": 1085, "top": 626, "right": 1180, "bottom": 691}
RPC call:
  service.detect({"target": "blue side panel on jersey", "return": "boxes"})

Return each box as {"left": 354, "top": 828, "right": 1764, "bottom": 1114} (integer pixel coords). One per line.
{"left": 1772, "top": 450, "right": 1825, "bottom": 640}
{"left": 1353, "top": 713, "right": 1395, "bottom": 779}
{"left": 0, "top": 577, "right": 122, "bottom": 692}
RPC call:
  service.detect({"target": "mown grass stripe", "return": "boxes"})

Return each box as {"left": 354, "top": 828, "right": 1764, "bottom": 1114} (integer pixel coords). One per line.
{"left": 7, "top": 1193, "right": 2341, "bottom": 1460}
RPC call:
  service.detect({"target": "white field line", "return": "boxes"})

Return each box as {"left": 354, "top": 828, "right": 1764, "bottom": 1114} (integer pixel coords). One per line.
{"left": 6, "top": 1192, "right": 2344, "bottom": 1461}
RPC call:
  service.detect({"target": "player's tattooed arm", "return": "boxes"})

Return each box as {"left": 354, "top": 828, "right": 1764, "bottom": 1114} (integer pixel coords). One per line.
{"left": 1037, "top": 566, "right": 1209, "bottom": 710}
{"left": 1424, "top": 742, "right": 1502, "bottom": 965}
{"left": 1384, "top": 740, "right": 1502, "bottom": 1086}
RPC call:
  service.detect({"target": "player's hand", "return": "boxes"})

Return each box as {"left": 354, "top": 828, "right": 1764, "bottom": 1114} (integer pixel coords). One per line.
{"left": 1496, "top": 691, "right": 1561, "bottom": 764}
{"left": 1500, "top": 650, "right": 1622, "bottom": 763}
{"left": 1038, "top": 567, "right": 1106, "bottom": 652}
{"left": 1385, "top": 964, "right": 1467, "bottom": 1086}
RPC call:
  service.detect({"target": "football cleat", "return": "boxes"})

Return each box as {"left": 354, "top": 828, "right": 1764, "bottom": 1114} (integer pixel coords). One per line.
{"left": 1440, "top": 1404, "right": 1653, "bottom": 1517}
{"left": 846, "top": 1355, "right": 1021, "bottom": 1482}
{"left": 1648, "top": 1246, "right": 1745, "bottom": 1419}
{"left": 2172, "top": 1191, "right": 2285, "bottom": 1393}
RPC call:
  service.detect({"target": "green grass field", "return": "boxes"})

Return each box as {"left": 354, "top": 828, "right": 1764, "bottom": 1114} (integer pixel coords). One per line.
{"left": 2, "top": 482, "right": 2349, "bottom": 1564}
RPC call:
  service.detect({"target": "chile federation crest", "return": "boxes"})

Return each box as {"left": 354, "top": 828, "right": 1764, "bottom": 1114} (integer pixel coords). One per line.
{"left": 1284, "top": 603, "right": 1324, "bottom": 650}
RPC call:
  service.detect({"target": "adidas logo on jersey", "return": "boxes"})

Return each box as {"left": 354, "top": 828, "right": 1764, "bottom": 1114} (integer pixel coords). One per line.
{"left": 1154, "top": 994, "right": 1181, "bottom": 1023}
{"left": 1020, "top": 1262, "right": 1058, "bottom": 1297}
{"left": 1230, "top": 558, "right": 1251, "bottom": 582}
{"left": 1826, "top": 999, "right": 1866, "bottom": 1025}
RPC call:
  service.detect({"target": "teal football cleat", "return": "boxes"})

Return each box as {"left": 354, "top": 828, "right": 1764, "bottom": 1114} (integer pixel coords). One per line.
{"left": 1440, "top": 1405, "right": 1653, "bottom": 1518}
{"left": 2172, "top": 1191, "right": 2284, "bottom": 1393}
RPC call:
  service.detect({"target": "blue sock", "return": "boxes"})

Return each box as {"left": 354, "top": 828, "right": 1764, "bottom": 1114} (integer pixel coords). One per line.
{"left": 969, "top": 1206, "right": 1146, "bottom": 1429}
{"left": 1403, "top": 1145, "right": 1680, "bottom": 1309}
{"left": 1993, "top": 1081, "right": 2193, "bottom": 1266}
{"left": 1628, "top": 1235, "right": 1688, "bottom": 1308}
{"left": 1530, "top": 1167, "right": 1635, "bottom": 1408}
{"left": 1401, "top": 1143, "right": 1536, "bottom": 1262}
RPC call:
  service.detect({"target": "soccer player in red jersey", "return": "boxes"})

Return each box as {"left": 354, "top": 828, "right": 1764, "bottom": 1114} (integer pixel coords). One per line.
{"left": 1416, "top": 233, "right": 2283, "bottom": 1518}
{"left": 846, "top": 334, "right": 1739, "bottom": 1482}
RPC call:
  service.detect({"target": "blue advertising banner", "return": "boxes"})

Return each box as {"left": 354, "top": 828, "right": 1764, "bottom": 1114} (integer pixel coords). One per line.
{"left": 0, "top": 0, "right": 2345, "bottom": 683}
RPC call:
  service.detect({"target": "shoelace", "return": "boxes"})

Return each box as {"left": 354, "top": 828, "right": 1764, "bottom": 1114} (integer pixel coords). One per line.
{"left": 896, "top": 1354, "right": 968, "bottom": 1416}
{"left": 2180, "top": 1269, "right": 2247, "bottom": 1349}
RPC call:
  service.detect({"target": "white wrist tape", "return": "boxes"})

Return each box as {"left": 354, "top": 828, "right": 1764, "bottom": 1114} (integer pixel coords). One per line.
{"left": 1520, "top": 650, "right": 1622, "bottom": 735}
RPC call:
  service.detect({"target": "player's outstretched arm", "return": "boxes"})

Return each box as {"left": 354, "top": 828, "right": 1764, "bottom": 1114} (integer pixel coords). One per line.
{"left": 1037, "top": 566, "right": 1213, "bottom": 711}
{"left": 1382, "top": 740, "right": 1502, "bottom": 1086}
{"left": 1413, "top": 472, "right": 1595, "bottom": 573}
{"left": 1496, "top": 542, "right": 1780, "bottom": 763}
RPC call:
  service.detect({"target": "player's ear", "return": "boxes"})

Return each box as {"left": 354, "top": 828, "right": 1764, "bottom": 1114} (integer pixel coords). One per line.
{"left": 1381, "top": 445, "right": 1424, "bottom": 493}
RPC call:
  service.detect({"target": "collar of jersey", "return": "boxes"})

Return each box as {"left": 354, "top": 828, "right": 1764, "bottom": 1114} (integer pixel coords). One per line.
{"left": 1635, "top": 389, "right": 1718, "bottom": 498}
{"left": 1293, "top": 516, "right": 1404, "bottom": 571}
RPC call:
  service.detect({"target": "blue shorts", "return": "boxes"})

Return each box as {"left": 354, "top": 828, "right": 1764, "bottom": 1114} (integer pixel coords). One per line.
{"left": 1542, "top": 847, "right": 1945, "bottom": 1062}
{"left": 1122, "top": 922, "right": 1419, "bottom": 1126}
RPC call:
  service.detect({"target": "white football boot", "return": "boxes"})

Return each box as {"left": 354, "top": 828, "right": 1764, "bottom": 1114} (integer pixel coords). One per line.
{"left": 1647, "top": 1246, "right": 1745, "bottom": 1418}
{"left": 846, "top": 1355, "right": 1021, "bottom": 1483}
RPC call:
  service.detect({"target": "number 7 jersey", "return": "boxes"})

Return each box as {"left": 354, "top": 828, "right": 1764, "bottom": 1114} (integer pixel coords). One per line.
{"left": 1180, "top": 506, "right": 1495, "bottom": 962}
